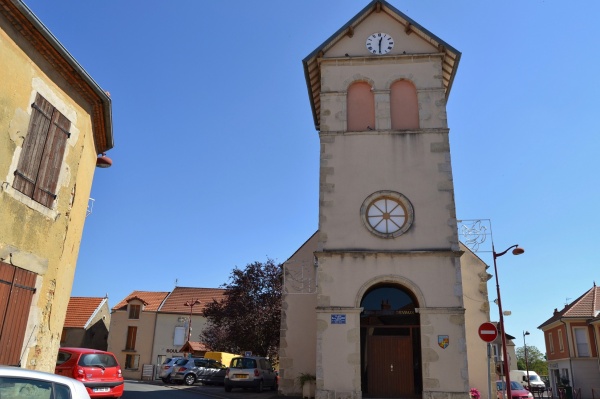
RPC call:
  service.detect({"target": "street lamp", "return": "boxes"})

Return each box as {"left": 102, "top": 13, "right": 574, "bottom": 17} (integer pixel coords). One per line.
{"left": 184, "top": 299, "right": 201, "bottom": 342}
{"left": 523, "top": 331, "right": 531, "bottom": 391}
{"left": 493, "top": 243, "right": 525, "bottom": 399}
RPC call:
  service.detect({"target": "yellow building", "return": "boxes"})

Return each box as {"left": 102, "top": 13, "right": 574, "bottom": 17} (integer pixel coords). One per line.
{"left": 279, "top": 1, "right": 494, "bottom": 398}
{"left": 0, "top": 0, "right": 113, "bottom": 371}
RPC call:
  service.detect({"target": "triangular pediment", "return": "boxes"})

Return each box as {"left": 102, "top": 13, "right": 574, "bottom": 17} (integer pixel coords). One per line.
{"left": 303, "top": 0, "right": 460, "bottom": 130}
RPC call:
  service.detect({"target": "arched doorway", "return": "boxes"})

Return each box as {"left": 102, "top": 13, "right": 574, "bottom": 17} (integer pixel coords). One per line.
{"left": 360, "top": 284, "right": 422, "bottom": 397}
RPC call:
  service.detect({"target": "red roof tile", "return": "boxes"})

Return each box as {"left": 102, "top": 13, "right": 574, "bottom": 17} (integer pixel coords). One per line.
{"left": 159, "top": 286, "right": 226, "bottom": 314}
{"left": 538, "top": 284, "right": 600, "bottom": 328}
{"left": 112, "top": 291, "right": 170, "bottom": 312}
{"left": 64, "top": 297, "right": 106, "bottom": 328}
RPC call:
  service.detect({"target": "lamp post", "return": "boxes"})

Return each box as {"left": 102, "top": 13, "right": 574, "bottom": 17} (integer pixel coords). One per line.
{"left": 184, "top": 299, "right": 201, "bottom": 342}
{"left": 523, "top": 331, "right": 531, "bottom": 391}
{"left": 493, "top": 243, "right": 525, "bottom": 399}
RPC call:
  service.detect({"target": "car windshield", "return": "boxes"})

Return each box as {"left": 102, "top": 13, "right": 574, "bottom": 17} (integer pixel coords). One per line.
{"left": 529, "top": 375, "right": 540, "bottom": 381}
{"left": 497, "top": 381, "right": 525, "bottom": 390}
{"left": 230, "top": 358, "right": 256, "bottom": 369}
{"left": 79, "top": 353, "right": 118, "bottom": 368}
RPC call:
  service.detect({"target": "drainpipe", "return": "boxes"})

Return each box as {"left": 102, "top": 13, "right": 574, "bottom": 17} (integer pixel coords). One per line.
{"left": 560, "top": 319, "right": 575, "bottom": 388}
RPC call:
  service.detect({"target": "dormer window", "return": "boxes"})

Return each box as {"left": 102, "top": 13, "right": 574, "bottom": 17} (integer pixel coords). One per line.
{"left": 128, "top": 304, "right": 141, "bottom": 319}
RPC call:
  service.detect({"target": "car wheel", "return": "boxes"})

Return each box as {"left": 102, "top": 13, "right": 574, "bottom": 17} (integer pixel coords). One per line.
{"left": 161, "top": 377, "right": 169, "bottom": 383}
{"left": 225, "top": 384, "right": 232, "bottom": 392}
{"left": 184, "top": 374, "right": 196, "bottom": 386}
{"left": 256, "top": 380, "right": 263, "bottom": 393}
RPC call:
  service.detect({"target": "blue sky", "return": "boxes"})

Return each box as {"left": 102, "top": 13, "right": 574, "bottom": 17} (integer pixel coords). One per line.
{"left": 22, "top": 0, "right": 600, "bottom": 353}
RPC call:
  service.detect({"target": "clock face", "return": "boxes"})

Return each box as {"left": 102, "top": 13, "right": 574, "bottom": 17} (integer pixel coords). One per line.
{"left": 366, "top": 32, "right": 394, "bottom": 55}
{"left": 360, "top": 191, "right": 414, "bottom": 238}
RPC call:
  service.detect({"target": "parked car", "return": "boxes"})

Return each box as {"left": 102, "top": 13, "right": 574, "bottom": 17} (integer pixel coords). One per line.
{"left": 159, "top": 357, "right": 183, "bottom": 383}
{"left": 224, "top": 356, "right": 278, "bottom": 392}
{"left": 509, "top": 370, "right": 546, "bottom": 392}
{"left": 196, "top": 359, "right": 227, "bottom": 385}
{"left": 170, "top": 357, "right": 205, "bottom": 386}
{"left": 55, "top": 347, "right": 124, "bottom": 398}
{"left": 496, "top": 380, "right": 534, "bottom": 399}
{"left": 1, "top": 365, "right": 91, "bottom": 399}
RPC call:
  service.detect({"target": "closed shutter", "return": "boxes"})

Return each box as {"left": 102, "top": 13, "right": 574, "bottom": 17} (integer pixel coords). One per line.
{"left": 13, "top": 93, "right": 71, "bottom": 208}
{"left": 0, "top": 261, "right": 37, "bottom": 366}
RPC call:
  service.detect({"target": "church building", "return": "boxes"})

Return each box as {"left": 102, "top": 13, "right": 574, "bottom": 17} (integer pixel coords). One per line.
{"left": 279, "top": 2, "right": 490, "bottom": 398}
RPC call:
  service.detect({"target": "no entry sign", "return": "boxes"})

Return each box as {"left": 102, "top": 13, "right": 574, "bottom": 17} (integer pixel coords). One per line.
{"left": 478, "top": 322, "right": 498, "bottom": 343}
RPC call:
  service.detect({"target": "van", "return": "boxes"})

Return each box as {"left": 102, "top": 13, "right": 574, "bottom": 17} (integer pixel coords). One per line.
{"left": 205, "top": 352, "right": 239, "bottom": 369}
{"left": 509, "top": 370, "right": 545, "bottom": 392}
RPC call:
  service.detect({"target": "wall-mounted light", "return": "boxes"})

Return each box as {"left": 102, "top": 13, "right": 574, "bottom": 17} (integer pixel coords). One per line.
{"left": 96, "top": 153, "right": 112, "bottom": 168}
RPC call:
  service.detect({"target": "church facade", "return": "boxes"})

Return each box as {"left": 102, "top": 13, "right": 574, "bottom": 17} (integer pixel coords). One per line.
{"left": 279, "top": 2, "right": 490, "bottom": 398}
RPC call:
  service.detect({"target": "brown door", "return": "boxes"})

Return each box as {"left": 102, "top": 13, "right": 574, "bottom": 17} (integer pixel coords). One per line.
{"left": 0, "top": 262, "right": 37, "bottom": 365}
{"left": 368, "top": 335, "right": 414, "bottom": 397}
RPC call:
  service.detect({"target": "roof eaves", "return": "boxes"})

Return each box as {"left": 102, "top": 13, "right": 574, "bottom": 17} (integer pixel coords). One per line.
{"left": 6, "top": 0, "right": 113, "bottom": 152}
{"left": 84, "top": 297, "right": 107, "bottom": 329}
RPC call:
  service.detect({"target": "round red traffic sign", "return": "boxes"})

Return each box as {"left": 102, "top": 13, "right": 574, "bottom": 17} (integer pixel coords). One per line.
{"left": 478, "top": 322, "right": 498, "bottom": 343}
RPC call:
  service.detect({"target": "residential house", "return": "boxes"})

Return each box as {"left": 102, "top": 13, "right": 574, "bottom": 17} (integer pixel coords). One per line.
{"left": 108, "top": 287, "right": 226, "bottom": 380}
{"left": 60, "top": 297, "right": 110, "bottom": 350}
{"left": 0, "top": 0, "right": 113, "bottom": 371}
{"left": 107, "top": 291, "right": 169, "bottom": 380}
{"left": 538, "top": 283, "right": 600, "bottom": 398}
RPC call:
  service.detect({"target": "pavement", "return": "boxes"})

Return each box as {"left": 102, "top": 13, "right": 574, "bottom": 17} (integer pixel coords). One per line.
{"left": 137, "top": 379, "right": 294, "bottom": 399}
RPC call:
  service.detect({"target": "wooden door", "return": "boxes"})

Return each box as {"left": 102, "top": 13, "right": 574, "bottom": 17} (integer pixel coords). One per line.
{"left": 367, "top": 335, "right": 414, "bottom": 397}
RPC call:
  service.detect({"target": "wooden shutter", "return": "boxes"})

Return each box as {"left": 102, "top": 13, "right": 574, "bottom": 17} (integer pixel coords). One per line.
{"left": 13, "top": 93, "right": 71, "bottom": 208}
{"left": 126, "top": 326, "right": 137, "bottom": 350}
{"left": 0, "top": 261, "right": 37, "bottom": 366}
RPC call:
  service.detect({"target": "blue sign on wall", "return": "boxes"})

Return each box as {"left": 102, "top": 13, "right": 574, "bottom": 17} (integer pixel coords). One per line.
{"left": 331, "top": 314, "right": 346, "bottom": 324}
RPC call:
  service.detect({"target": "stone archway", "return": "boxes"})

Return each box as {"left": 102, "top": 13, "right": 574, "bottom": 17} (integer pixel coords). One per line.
{"left": 360, "top": 284, "right": 422, "bottom": 398}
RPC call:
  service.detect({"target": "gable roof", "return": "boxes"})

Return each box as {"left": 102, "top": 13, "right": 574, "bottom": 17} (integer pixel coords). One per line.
{"left": 64, "top": 297, "right": 107, "bottom": 329}
{"left": 112, "top": 291, "right": 170, "bottom": 312}
{"left": 159, "top": 286, "right": 226, "bottom": 314}
{"left": 303, "top": 0, "right": 461, "bottom": 130}
{"left": 538, "top": 284, "right": 600, "bottom": 329}
{"left": 0, "top": 0, "right": 113, "bottom": 153}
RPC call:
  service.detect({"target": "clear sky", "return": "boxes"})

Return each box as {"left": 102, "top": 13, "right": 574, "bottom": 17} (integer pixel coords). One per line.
{"left": 22, "top": 0, "right": 600, "bottom": 354}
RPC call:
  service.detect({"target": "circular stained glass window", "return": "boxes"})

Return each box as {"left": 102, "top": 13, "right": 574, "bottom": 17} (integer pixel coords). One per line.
{"left": 360, "top": 191, "right": 414, "bottom": 238}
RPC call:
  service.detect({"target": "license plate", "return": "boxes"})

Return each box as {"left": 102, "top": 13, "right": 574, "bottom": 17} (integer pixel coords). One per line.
{"left": 93, "top": 387, "right": 110, "bottom": 392}
{"left": 234, "top": 374, "right": 248, "bottom": 379}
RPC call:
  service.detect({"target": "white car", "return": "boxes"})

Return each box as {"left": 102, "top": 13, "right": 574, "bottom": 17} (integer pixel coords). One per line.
{"left": 224, "top": 356, "right": 278, "bottom": 392}
{"left": 0, "top": 365, "right": 91, "bottom": 398}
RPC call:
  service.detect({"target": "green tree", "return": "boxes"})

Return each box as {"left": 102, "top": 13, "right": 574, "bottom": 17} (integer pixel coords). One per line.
{"left": 516, "top": 345, "right": 548, "bottom": 376}
{"left": 200, "top": 259, "right": 282, "bottom": 361}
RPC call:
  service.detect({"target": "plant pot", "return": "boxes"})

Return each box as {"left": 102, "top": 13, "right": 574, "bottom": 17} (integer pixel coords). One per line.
{"left": 303, "top": 380, "right": 316, "bottom": 399}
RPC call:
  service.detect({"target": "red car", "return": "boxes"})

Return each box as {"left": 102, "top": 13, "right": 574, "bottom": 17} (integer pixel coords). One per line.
{"left": 55, "top": 347, "right": 124, "bottom": 398}
{"left": 496, "top": 380, "right": 533, "bottom": 399}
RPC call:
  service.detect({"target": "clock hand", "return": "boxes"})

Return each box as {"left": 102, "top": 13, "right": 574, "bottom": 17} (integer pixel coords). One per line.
{"left": 378, "top": 37, "right": 382, "bottom": 53}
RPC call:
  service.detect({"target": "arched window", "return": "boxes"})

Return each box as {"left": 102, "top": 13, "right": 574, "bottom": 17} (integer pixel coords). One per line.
{"left": 390, "top": 80, "right": 419, "bottom": 130}
{"left": 347, "top": 82, "right": 375, "bottom": 132}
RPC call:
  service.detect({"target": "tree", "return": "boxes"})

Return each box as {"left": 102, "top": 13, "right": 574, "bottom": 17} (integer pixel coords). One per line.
{"left": 516, "top": 345, "right": 548, "bottom": 376}
{"left": 200, "top": 259, "right": 282, "bottom": 361}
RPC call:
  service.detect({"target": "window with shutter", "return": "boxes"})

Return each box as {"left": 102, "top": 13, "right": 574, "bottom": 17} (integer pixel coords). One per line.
{"left": 13, "top": 93, "right": 71, "bottom": 208}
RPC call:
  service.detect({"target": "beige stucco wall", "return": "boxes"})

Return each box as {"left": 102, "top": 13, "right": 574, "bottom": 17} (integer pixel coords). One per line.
{"left": 107, "top": 302, "right": 158, "bottom": 380}
{"left": 279, "top": 233, "right": 319, "bottom": 395}
{"left": 0, "top": 11, "right": 98, "bottom": 372}
{"left": 460, "top": 245, "right": 493, "bottom": 394}
{"left": 151, "top": 313, "right": 210, "bottom": 364}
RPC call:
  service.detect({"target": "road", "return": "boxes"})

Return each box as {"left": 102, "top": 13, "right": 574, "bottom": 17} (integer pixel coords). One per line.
{"left": 122, "top": 380, "right": 283, "bottom": 399}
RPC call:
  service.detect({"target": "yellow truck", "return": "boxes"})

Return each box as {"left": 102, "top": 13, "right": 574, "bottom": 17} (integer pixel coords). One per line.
{"left": 204, "top": 351, "right": 240, "bottom": 367}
